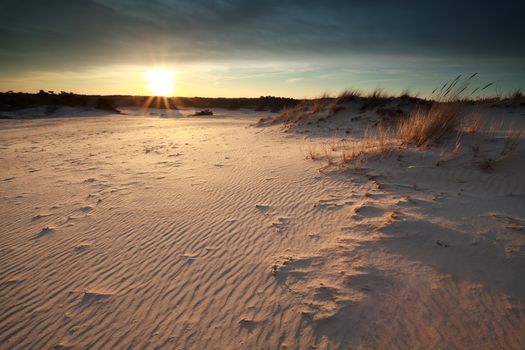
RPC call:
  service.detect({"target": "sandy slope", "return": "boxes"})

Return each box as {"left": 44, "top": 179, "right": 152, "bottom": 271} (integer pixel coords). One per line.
{"left": 1, "top": 107, "right": 524, "bottom": 349}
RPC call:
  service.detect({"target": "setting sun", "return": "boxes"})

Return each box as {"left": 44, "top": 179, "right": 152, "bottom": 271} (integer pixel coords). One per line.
{"left": 144, "top": 69, "right": 175, "bottom": 96}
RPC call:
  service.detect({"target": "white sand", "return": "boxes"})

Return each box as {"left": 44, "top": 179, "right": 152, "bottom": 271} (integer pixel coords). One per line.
{"left": 1, "top": 105, "right": 524, "bottom": 349}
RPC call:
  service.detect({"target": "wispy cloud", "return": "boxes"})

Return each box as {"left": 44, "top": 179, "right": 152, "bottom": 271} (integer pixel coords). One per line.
{"left": 0, "top": 0, "right": 523, "bottom": 95}
{"left": 1, "top": 0, "right": 524, "bottom": 73}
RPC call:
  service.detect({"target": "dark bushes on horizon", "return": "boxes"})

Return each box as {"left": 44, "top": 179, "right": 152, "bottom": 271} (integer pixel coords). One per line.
{"left": 173, "top": 95, "right": 298, "bottom": 112}
{"left": 0, "top": 90, "right": 90, "bottom": 110}
{"left": 96, "top": 97, "right": 120, "bottom": 113}
{"left": 0, "top": 91, "right": 300, "bottom": 113}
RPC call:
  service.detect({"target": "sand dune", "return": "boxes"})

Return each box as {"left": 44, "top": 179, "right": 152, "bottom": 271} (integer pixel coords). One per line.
{"left": 1, "top": 105, "right": 524, "bottom": 349}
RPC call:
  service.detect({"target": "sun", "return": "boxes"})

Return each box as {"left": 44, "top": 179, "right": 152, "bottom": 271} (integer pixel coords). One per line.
{"left": 144, "top": 69, "right": 175, "bottom": 96}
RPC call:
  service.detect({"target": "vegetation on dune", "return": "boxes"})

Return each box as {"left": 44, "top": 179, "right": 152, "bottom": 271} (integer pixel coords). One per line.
{"left": 396, "top": 74, "right": 497, "bottom": 147}
{"left": 396, "top": 102, "right": 460, "bottom": 146}
{"left": 261, "top": 73, "right": 524, "bottom": 128}
{"left": 296, "top": 75, "right": 525, "bottom": 171}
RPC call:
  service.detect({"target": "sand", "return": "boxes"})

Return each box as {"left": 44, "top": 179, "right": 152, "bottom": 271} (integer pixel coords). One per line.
{"left": 1, "top": 105, "right": 524, "bottom": 349}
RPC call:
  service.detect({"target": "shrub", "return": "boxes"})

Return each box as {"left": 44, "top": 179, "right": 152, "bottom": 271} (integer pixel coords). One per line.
{"left": 195, "top": 109, "right": 213, "bottom": 116}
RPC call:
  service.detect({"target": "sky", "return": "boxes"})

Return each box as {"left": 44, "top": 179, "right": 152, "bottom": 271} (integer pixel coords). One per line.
{"left": 0, "top": 0, "right": 524, "bottom": 98}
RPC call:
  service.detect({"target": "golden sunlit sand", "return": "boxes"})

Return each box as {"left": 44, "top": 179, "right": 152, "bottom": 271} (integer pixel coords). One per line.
{"left": 1, "top": 95, "right": 525, "bottom": 348}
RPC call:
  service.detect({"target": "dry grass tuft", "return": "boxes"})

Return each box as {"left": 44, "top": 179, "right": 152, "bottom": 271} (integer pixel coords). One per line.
{"left": 399, "top": 89, "right": 412, "bottom": 98}
{"left": 326, "top": 90, "right": 362, "bottom": 117}
{"left": 360, "top": 89, "right": 390, "bottom": 111}
{"left": 323, "top": 145, "right": 336, "bottom": 165}
{"left": 368, "top": 88, "right": 387, "bottom": 100}
{"left": 395, "top": 75, "right": 480, "bottom": 147}
{"left": 471, "top": 120, "right": 524, "bottom": 171}
{"left": 306, "top": 144, "right": 320, "bottom": 160}
{"left": 305, "top": 122, "right": 398, "bottom": 169}
{"left": 279, "top": 102, "right": 309, "bottom": 124}
{"left": 508, "top": 89, "right": 523, "bottom": 100}
{"left": 275, "top": 89, "right": 367, "bottom": 124}
{"left": 484, "top": 119, "right": 502, "bottom": 140}
{"left": 277, "top": 96, "right": 334, "bottom": 125}
{"left": 463, "top": 112, "right": 482, "bottom": 134}
{"left": 501, "top": 127, "right": 524, "bottom": 156}
{"left": 336, "top": 90, "right": 362, "bottom": 103}
{"left": 396, "top": 102, "right": 461, "bottom": 146}
{"left": 436, "top": 132, "right": 462, "bottom": 166}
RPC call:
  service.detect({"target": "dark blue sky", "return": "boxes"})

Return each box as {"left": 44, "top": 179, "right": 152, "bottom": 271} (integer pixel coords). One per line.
{"left": 1, "top": 0, "right": 524, "bottom": 97}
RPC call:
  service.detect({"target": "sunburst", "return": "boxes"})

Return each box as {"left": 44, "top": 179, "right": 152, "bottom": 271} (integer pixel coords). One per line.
{"left": 142, "top": 69, "right": 176, "bottom": 111}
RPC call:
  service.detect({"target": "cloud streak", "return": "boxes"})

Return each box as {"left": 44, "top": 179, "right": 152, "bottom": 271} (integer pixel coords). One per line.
{"left": 0, "top": 0, "right": 523, "bottom": 95}
{"left": 1, "top": 0, "right": 524, "bottom": 71}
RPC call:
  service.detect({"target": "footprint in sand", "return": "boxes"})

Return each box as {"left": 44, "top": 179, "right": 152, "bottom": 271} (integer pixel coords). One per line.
{"left": 81, "top": 290, "right": 114, "bottom": 304}
{"left": 33, "top": 226, "right": 55, "bottom": 239}
{"left": 315, "top": 198, "right": 352, "bottom": 209}
{"left": 180, "top": 252, "right": 198, "bottom": 263}
{"left": 73, "top": 243, "right": 91, "bottom": 252}
{"left": 313, "top": 284, "right": 340, "bottom": 301}
{"left": 271, "top": 217, "right": 291, "bottom": 233}
{"left": 32, "top": 213, "right": 52, "bottom": 221}
{"left": 79, "top": 206, "right": 94, "bottom": 213}
{"left": 351, "top": 204, "right": 384, "bottom": 220}
{"left": 344, "top": 272, "right": 393, "bottom": 294}
{"left": 2, "top": 275, "right": 25, "bottom": 286}
{"left": 255, "top": 204, "right": 271, "bottom": 213}
{"left": 239, "top": 318, "right": 264, "bottom": 332}
{"left": 271, "top": 254, "right": 323, "bottom": 281}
